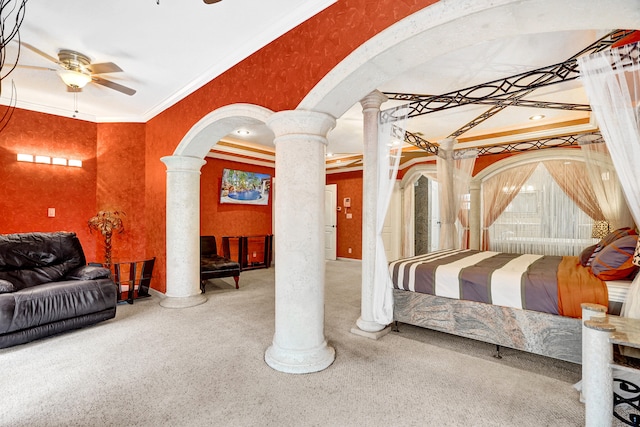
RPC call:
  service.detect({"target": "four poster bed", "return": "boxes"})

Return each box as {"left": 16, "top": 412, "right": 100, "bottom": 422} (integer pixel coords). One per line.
{"left": 389, "top": 230, "right": 638, "bottom": 364}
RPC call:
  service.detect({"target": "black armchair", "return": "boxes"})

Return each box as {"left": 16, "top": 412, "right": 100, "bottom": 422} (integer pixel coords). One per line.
{"left": 200, "top": 236, "right": 241, "bottom": 293}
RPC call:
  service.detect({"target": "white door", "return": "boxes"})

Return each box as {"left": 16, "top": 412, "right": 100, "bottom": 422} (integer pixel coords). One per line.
{"left": 324, "top": 184, "right": 337, "bottom": 260}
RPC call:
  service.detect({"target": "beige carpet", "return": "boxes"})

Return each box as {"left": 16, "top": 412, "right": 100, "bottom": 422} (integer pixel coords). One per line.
{"left": 0, "top": 260, "right": 596, "bottom": 426}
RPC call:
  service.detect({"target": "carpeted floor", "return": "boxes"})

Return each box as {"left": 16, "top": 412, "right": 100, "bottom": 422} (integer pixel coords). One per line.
{"left": 0, "top": 260, "right": 597, "bottom": 426}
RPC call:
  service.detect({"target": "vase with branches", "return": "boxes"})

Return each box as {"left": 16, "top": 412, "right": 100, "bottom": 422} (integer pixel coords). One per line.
{"left": 88, "top": 211, "right": 125, "bottom": 267}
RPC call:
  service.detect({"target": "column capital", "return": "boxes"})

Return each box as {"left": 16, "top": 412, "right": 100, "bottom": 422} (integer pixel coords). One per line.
{"left": 161, "top": 155, "right": 206, "bottom": 172}
{"left": 267, "top": 110, "right": 336, "bottom": 143}
{"left": 360, "top": 90, "right": 388, "bottom": 112}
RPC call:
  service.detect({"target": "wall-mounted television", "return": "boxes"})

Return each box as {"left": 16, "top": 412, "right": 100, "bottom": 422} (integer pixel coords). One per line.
{"left": 220, "top": 168, "right": 271, "bottom": 205}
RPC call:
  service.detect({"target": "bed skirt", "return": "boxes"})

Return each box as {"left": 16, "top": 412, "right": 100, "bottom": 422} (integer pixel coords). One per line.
{"left": 393, "top": 289, "right": 582, "bottom": 364}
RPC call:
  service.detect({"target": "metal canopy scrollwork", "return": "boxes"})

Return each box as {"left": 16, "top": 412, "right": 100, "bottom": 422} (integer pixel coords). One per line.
{"left": 378, "top": 29, "right": 635, "bottom": 158}
{"left": 613, "top": 377, "right": 640, "bottom": 426}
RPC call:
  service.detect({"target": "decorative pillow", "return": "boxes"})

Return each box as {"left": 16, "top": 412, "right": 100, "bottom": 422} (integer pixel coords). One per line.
{"left": 586, "top": 228, "right": 639, "bottom": 268}
{"left": 0, "top": 279, "right": 16, "bottom": 293}
{"left": 579, "top": 244, "right": 598, "bottom": 267}
{"left": 634, "top": 237, "right": 640, "bottom": 268}
{"left": 591, "top": 235, "right": 639, "bottom": 280}
{"left": 600, "top": 227, "right": 637, "bottom": 247}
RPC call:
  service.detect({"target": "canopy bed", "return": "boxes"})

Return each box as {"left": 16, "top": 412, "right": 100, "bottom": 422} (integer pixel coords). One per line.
{"left": 390, "top": 228, "right": 637, "bottom": 364}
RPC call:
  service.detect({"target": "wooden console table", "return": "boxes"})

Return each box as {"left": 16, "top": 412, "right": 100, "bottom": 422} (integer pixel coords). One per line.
{"left": 222, "top": 235, "right": 273, "bottom": 271}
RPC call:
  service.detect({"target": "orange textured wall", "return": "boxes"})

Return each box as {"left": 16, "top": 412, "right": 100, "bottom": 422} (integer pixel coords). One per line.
{"left": 0, "top": 109, "right": 98, "bottom": 260}
{"left": 201, "top": 158, "right": 274, "bottom": 244}
{"left": 327, "top": 171, "right": 363, "bottom": 259}
{"left": 96, "top": 123, "right": 147, "bottom": 263}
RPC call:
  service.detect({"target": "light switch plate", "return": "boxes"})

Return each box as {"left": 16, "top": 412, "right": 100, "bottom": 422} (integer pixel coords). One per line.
{"left": 47, "top": 208, "right": 55, "bottom": 217}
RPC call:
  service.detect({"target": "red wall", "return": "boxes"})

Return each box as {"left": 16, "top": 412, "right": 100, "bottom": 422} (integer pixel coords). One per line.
{"left": 327, "top": 171, "right": 363, "bottom": 259}
{"left": 200, "top": 158, "right": 273, "bottom": 244}
{"left": 96, "top": 123, "right": 147, "bottom": 263}
{"left": 0, "top": 109, "right": 99, "bottom": 260}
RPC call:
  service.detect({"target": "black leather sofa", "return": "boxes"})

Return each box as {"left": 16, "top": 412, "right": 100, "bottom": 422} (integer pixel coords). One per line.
{"left": 200, "top": 235, "right": 241, "bottom": 292}
{"left": 0, "top": 231, "right": 117, "bottom": 348}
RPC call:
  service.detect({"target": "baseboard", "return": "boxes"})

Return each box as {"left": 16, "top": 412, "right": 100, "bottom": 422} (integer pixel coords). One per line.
{"left": 335, "top": 257, "right": 362, "bottom": 263}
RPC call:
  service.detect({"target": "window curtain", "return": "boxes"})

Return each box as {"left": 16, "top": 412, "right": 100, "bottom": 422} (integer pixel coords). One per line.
{"left": 580, "top": 141, "right": 634, "bottom": 230}
{"left": 481, "top": 163, "right": 536, "bottom": 250}
{"left": 373, "top": 111, "right": 408, "bottom": 325}
{"left": 437, "top": 138, "right": 477, "bottom": 250}
{"left": 402, "top": 182, "right": 415, "bottom": 258}
{"left": 578, "top": 42, "right": 640, "bottom": 317}
{"left": 543, "top": 160, "right": 604, "bottom": 222}
{"left": 487, "top": 163, "right": 597, "bottom": 255}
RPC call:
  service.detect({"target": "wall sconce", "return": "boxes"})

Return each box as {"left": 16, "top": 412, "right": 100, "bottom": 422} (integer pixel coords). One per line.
{"left": 17, "top": 153, "right": 82, "bottom": 168}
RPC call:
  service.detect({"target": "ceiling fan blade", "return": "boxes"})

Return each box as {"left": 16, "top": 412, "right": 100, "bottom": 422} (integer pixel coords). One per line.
{"left": 204, "top": 0, "right": 222, "bottom": 3}
{"left": 88, "top": 62, "right": 122, "bottom": 74}
{"left": 91, "top": 76, "right": 136, "bottom": 96}
{"left": 21, "top": 42, "right": 59, "bottom": 64}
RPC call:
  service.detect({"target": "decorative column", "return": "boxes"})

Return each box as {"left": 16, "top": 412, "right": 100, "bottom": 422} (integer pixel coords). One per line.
{"left": 353, "top": 90, "right": 390, "bottom": 337}
{"left": 583, "top": 317, "right": 614, "bottom": 427}
{"left": 580, "top": 303, "right": 608, "bottom": 404}
{"left": 469, "top": 180, "right": 481, "bottom": 250}
{"left": 160, "top": 155, "right": 208, "bottom": 308}
{"left": 265, "top": 110, "right": 336, "bottom": 374}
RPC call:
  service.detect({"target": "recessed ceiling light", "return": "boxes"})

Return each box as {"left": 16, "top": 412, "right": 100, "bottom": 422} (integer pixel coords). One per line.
{"left": 529, "top": 114, "right": 545, "bottom": 121}
{"left": 236, "top": 129, "right": 250, "bottom": 136}
{"left": 326, "top": 152, "right": 333, "bottom": 157}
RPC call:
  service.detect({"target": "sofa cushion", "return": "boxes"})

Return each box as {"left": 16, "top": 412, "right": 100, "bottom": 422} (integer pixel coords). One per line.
{"left": 66, "top": 265, "right": 111, "bottom": 280}
{"left": 0, "top": 279, "right": 15, "bottom": 294}
{"left": 0, "top": 278, "right": 117, "bottom": 335}
{"left": 0, "top": 232, "right": 86, "bottom": 290}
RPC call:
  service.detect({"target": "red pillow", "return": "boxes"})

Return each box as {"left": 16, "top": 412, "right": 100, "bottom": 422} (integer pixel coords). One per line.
{"left": 591, "top": 235, "right": 639, "bottom": 280}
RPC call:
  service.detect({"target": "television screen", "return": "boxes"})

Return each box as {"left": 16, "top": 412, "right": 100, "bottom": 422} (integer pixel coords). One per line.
{"left": 220, "top": 168, "right": 271, "bottom": 205}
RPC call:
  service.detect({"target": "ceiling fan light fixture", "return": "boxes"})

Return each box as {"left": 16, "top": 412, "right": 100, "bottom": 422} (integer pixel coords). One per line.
{"left": 57, "top": 69, "right": 92, "bottom": 89}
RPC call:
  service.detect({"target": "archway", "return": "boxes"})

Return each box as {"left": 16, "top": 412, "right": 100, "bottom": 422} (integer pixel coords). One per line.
{"left": 161, "top": 104, "right": 273, "bottom": 308}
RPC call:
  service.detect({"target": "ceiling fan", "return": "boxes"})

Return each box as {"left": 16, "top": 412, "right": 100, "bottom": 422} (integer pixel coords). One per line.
{"left": 18, "top": 42, "right": 136, "bottom": 96}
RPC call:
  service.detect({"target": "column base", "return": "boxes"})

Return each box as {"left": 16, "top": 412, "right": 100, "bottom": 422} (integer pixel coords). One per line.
{"left": 356, "top": 316, "right": 388, "bottom": 333}
{"left": 265, "top": 341, "right": 335, "bottom": 374}
{"left": 351, "top": 325, "right": 392, "bottom": 340}
{"left": 159, "top": 294, "right": 207, "bottom": 309}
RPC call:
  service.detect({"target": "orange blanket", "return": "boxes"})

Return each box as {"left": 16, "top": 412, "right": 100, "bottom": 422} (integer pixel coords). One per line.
{"left": 557, "top": 256, "right": 608, "bottom": 318}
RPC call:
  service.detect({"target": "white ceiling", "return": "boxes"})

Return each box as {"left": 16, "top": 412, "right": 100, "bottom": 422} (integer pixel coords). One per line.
{"left": 0, "top": 0, "right": 335, "bottom": 122}
{"left": 0, "top": 2, "right": 615, "bottom": 161}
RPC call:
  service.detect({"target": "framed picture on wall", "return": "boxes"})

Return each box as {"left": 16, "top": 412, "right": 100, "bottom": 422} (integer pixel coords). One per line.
{"left": 220, "top": 168, "right": 271, "bottom": 206}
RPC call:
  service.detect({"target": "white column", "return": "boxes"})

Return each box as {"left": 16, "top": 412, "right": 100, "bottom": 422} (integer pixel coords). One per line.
{"left": 581, "top": 303, "right": 608, "bottom": 403}
{"left": 264, "top": 109, "right": 336, "bottom": 374}
{"left": 355, "top": 90, "right": 389, "bottom": 335}
{"left": 160, "top": 155, "right": 208, "bottom": 308}
{"left": 469, "top": 180, "right": 481, "bottom": 250}
{"left": 583, "top": 318, "right": 614, "bottom": 427}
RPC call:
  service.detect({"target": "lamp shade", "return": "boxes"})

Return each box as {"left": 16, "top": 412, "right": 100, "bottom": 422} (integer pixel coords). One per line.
{"left": 57, "top": 69, "right": 92, "bottom": 89}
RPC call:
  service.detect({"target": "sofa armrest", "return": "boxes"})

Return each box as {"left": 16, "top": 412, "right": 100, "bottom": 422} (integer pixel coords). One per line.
{"left": 66, "top": 265, "right": 112, "bottom": 280}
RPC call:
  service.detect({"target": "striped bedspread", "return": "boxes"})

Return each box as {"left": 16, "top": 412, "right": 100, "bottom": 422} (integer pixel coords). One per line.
{"left": 389, "top": 249, "right": 608, "bottom": 318}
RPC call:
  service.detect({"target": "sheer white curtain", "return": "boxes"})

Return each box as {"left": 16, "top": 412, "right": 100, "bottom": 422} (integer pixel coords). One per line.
{"left": 580, "top": 141, "right": 634, "bottom": 230}
{"left": 373, "top": 112, "right": 408, "bottom": 324}
{"left": 488, "top": 162, "right": 597, "bottom": 256}
{"left": 481, "top": 163, "right": 537, "bottom": 250}
{"left": 402, "top": 182, "right": 415, "bottom": 258}
{"left": 578, "top": 42, "right": 640, "bottom": 316}
{"left": 437, "top": 138, "right": 477, "bottom": 250}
